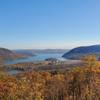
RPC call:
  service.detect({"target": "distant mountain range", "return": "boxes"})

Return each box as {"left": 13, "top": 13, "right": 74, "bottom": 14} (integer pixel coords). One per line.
{"left": 14, "top": 49, "right": 36, "bottom": 56}
{"left": 14, "top": 49, "right": 68, "bottom": 55}
{"left": 63, "top": 45, "right": 100, "bottom": 59}
{"left": 0, "top": 48, "right": 68, "bottom": 62}
{"left": 2, "top": 45, "right": 100, "bottom": 61}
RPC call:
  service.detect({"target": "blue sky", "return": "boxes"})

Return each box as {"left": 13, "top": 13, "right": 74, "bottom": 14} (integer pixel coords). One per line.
{"left": 0, "top": 0, "right": 100, "bottom": 49}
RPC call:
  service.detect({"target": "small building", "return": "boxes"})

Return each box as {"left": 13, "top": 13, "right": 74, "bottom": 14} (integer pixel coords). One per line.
{"left": 45, "top": 58, "right": 61, "bottom": 65}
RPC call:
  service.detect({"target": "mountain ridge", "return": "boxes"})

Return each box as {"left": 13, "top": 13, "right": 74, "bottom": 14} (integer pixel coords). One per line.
{"left": 63, "top": 45, "right": 100, "bottom": 59}
{"left": 0, "top": 48, "right": 26, "bottom": 62}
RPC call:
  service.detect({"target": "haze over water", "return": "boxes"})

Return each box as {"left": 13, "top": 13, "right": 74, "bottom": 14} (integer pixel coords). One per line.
{"left": 5, "top": 53, "right": 65, "bottom": 65}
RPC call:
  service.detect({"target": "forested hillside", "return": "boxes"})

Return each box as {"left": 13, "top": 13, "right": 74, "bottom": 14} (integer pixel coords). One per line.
{"left": 0, "top": 48, "right": 26, "bottom": 63}
{"left": 63, "top": 45, "right": 100, "bottom": 59}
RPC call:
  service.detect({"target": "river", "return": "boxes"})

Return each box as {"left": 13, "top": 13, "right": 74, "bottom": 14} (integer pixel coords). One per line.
{"left": 5, "top": 53, "right": 66, "bottom": 65}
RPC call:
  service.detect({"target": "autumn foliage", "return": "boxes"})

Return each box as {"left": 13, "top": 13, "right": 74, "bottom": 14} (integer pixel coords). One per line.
{"left": 0, "top": 55, "right": 100, "bottom": 100}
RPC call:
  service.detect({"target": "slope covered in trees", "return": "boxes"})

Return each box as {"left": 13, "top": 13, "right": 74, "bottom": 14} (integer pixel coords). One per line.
{"left": 63, "top": 45, "right": 100, "bottom": 59}
{"left": 0, "top": 48, "right": 27, "bottom": 63}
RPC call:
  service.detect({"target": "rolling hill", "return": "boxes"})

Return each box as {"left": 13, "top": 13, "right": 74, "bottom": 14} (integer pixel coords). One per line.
{"left": 0, "top": 48, "right": 26, "bottom": 62}
{"left": 63, "top": 45, "right": 100, "bottom": 59}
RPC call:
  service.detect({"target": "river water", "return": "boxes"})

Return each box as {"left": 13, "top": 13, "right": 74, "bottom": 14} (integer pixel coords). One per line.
{"left": 5, "top": 53, "right": 66, "bottom": 65}
{"left": 4, "top": 53, "right": 80, "bottom": 75}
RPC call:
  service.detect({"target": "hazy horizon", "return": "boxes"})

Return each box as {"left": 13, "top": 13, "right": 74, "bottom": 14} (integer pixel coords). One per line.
{"left": 0, "top": 0, "right": 100, "bottom": 49}
{"left": 1, "top": 44, "right": 100, "bottom": 50}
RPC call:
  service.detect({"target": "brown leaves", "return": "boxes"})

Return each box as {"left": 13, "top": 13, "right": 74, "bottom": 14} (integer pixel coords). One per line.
{"left": 0, "top": 55, "right": 100, "bottom": 100}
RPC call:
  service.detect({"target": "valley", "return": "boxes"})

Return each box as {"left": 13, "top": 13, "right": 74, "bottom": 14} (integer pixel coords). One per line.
{"left": 0, "top": 46, "right": 100, "bottom": 100}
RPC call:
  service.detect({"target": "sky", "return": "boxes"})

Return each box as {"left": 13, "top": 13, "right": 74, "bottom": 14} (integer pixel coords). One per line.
{"left": 0, "top": 0, "right": 100, "bottom": 49}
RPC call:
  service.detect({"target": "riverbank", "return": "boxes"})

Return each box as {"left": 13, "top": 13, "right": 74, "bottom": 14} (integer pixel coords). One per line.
{"left": 4, "top": 60, "right": 81, "bottom": 75}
